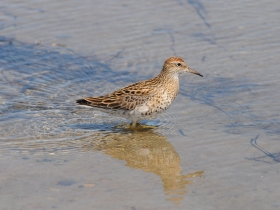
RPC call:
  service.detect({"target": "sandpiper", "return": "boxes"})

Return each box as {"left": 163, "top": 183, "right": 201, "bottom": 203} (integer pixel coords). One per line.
{"left": 76, "top": 57, "right": 203, "bottom": 126}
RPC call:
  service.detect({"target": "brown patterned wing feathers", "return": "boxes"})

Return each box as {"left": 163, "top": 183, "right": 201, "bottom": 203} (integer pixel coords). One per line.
{"left": 76, "top": 80, "right": 156, "bottom": 111}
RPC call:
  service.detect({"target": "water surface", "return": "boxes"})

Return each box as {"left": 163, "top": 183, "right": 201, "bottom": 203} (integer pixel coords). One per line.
{"left": 0, "top": 0, "right": 280, "bottom": 209}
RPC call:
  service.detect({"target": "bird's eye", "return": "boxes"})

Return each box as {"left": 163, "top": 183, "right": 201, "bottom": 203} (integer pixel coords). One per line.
{"left": 176, "top": 63, "right": 182, "bottom": 67}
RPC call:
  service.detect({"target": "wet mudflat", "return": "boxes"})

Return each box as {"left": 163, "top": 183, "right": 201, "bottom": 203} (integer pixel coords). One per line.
{"left": 0, "top": 0, "right": 280, "bottom": 209}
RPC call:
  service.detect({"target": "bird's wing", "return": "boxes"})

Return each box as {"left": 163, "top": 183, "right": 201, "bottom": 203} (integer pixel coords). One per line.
{"left": 76, "top": 80, "right": 157, "bottom": 111}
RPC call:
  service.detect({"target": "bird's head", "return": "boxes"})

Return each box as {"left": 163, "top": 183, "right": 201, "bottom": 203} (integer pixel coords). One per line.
{"left": 162, "top": 57, "right": 203, "bottom": 77}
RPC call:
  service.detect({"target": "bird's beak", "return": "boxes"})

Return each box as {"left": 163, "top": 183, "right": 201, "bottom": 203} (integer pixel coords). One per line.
{"left": 186, "top": 67, "right": 203, "bottom": 77}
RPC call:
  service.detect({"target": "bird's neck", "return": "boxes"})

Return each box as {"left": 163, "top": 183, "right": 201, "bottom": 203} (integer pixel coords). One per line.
{"left": 155, "top": 70, "right": 179, "bottom": 101}
{"left": 157, "top": 70, "right": 179, "bottom": 85}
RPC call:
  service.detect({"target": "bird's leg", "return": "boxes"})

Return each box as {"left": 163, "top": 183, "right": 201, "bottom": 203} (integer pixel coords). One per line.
{"left": 135, "top": 119, "right": 141, "bottom": 127}
{"left": 130, "top": 121, "right": 137, "bottom": 127}
{"left": 130, "top": 119, "right": 141, "bottom": 127}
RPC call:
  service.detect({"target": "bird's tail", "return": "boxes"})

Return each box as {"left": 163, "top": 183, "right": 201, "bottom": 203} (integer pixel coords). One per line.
{"left": 76, "top": 98, "right": 92, "bottom": 105}
{"left": 76, "top": 97, "right": 106, "bottom": 107}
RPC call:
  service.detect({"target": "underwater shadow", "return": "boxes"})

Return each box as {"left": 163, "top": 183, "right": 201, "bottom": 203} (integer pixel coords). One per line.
{"left": 246, "top": 135, "right": 280, "bottom": 163}
{"left": 0, "top": 36, "right": 147, "bottom": 141}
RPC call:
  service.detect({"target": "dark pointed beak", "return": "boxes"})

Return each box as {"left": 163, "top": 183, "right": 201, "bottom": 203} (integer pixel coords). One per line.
{"left": 186, "top": 67, "right": 203, "bottom": 77}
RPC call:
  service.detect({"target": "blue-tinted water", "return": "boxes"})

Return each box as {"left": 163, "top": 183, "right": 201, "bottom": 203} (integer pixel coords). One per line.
{"left": 1, "top": 0, "right": 280, "bottom": 209}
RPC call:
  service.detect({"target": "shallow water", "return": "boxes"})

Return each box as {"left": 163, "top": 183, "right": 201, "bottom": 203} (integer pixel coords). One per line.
{"left": 1, "top": 0, "right": 280, "bottom": 209}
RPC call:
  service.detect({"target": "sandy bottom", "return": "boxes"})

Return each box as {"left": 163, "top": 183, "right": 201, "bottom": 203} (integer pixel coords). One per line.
{"left": 0, "top": 0, "right": 280, "bottom": 209}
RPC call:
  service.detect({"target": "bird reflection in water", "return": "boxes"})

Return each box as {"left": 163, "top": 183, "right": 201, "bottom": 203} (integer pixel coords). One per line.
{"left": 84, "top": 127, "right": 203, "bottom": 205}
